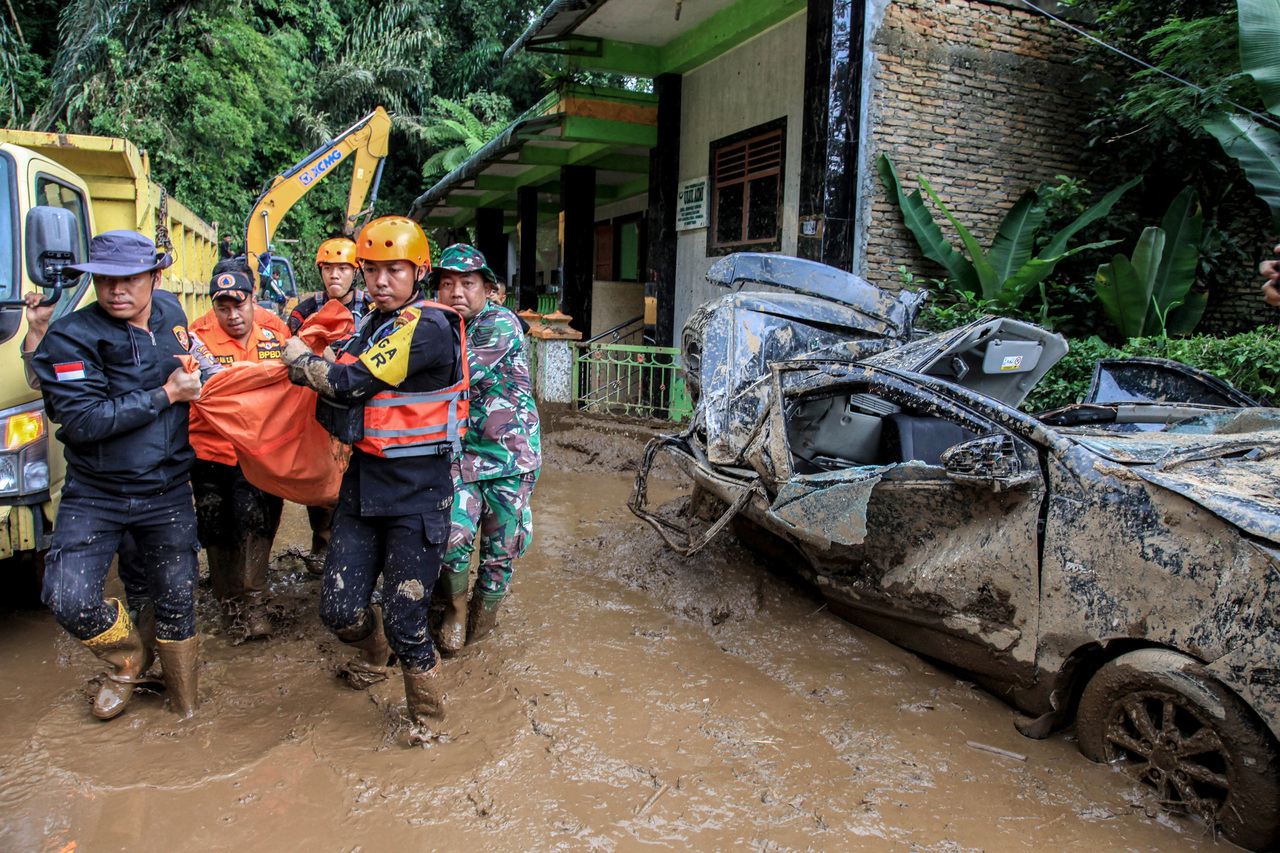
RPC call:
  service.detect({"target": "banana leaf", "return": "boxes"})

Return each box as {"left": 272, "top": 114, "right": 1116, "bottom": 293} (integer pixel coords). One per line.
{"left": 875, "top": 155, "right": 979, "bottom": 292}
{"left": 987, "top": 190, "right": 1047, "bottom": 286}
{"left": 1096, "top": 227, "right": 1166, "bottom": 340}
{"left": 1146, "top": 186, "right": 1203, "bottom": 335}
{"left": 1239, "top": 0, "right": 1280, "bottom": 116}
{"left": 920, "top": 176, "right": 1000, "bottom": 299}
{"left": 1039, "top": 175, "right": 1142, "bottom": 259}
{"left": 1205, "top": 112, "right": 1280, "bottom": 228}
{"left": 993, "top": 239, "right": 1121, "bottom": 306}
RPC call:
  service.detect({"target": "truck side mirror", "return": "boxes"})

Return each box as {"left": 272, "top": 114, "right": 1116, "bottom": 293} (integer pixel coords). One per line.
{"left": 941, "top": 433, "right": 1037, "bottom": 492}
{"left": 24, "top": 206, "right": 78, "bottom": 305}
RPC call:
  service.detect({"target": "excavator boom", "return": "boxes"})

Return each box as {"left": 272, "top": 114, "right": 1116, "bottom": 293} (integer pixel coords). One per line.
{"left": 244, "top": 106, "right": 391, "bottom": 275}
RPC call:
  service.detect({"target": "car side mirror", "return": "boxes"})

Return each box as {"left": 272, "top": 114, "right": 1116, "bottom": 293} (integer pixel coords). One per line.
{"left": 941, "top": 434, "right": 1037, "bottom": 492}
{"left": 23, "top": 206, "right": 79, "bottom": 305}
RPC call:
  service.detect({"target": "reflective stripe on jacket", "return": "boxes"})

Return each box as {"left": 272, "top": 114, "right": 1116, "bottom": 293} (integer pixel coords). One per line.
{"left": 336, "top": 299, "right": 470, "bottom": 459}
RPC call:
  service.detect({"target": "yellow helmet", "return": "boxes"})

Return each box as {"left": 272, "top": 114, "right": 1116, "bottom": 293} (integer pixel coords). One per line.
{"left": 355, "top": 217, "right": 431, "bottom": 268}
{"left": 315, "top": 237, "right": 358, "bottom": 267}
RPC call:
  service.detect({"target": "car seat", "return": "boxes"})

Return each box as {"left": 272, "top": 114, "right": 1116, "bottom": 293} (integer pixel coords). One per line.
{"left": 881, "top": 413, "right": 977, "bottom": 465}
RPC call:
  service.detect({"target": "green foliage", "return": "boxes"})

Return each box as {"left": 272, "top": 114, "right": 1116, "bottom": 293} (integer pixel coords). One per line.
{"left": 878, "top": 154, "right": 1135, "bottom": 316}
{"left": 417, "top": 94, "right": 512, "bottom": 179}
{"left": 10, "top": 0, "right": 561, "bottom": 294}
{"left": 1094, "top": 187, "right": 1205, "bottom": 338}
{"left": 1022, "top": 327, "right": 1280, "bottom": 411}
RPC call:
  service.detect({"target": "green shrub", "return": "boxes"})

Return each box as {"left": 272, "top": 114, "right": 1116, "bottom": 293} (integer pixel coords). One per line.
{"left": 1022, "top": 328, "right": 1280, "bottom": 412}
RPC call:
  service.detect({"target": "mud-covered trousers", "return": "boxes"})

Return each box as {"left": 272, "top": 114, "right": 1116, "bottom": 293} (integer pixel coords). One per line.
{"left": 192, "top": 459, "right": 283, "bottom": 600}
{"left": 41, "top": 478, "right": 198, "bottom": 642}
{"left": 442, "top": 470, "right": 538, "bottom": 596}
{"left": 320, "top": 497, "right": 450, "bottom": 674}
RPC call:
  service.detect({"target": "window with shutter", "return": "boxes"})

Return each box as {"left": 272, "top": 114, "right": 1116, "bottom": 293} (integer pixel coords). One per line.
{"left": 708, "top": 118, "right": 786, "bottom": 255}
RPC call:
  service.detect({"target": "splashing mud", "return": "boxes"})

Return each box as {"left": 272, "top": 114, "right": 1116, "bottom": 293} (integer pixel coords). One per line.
{"left": 0, "top": 424, "right": 1225, "bottom": 851}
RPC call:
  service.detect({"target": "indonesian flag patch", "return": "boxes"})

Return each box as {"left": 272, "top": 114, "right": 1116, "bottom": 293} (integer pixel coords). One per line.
{"left": 54, "top": 362, "right": 86, "bottom": 381}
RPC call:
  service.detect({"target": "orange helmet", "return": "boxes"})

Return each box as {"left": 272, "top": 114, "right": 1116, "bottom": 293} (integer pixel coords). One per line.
{"left": 355, "top": 217, "right": 431, "bottom": 268}
{"left": 315, "top": 237, "right": 358, "bottom": 267}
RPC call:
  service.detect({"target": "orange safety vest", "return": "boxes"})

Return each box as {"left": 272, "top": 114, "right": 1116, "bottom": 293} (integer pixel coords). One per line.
{"left": 335, "top": 299, "right": 470, "bottom": 459}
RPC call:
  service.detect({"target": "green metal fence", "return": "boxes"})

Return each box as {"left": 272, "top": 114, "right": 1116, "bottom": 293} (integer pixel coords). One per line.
{"left": 503, "top": 294, "right": 559, "bottom": 316}
{"left": 573, "top": 342, "right": 694, "bottom": 423}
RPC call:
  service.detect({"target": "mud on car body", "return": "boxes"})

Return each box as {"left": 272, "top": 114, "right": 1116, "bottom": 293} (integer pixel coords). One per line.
{"left": 633, "top": 255, "right": 1280, "bottom": 851}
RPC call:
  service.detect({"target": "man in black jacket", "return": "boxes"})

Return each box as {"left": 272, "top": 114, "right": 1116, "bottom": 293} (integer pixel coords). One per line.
{"left": 282, "top": 216, "right": 465, "bottom": 740}
{"left": 32, "top": 230, "right": 203, "bottom": 721}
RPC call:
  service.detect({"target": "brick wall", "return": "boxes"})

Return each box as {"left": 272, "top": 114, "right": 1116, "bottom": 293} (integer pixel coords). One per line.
{"left": 862, "top": 0, "right": 1092, "bottom": 291}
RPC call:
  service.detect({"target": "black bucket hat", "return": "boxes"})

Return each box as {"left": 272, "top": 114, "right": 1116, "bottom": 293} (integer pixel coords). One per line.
{"left": 64, "top": 230, "right": 173, "bottom": 277}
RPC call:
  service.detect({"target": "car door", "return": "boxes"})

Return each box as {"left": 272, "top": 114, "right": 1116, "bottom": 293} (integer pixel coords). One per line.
{"left": 758, "top": 366, "right": 1045, "bottom": 683}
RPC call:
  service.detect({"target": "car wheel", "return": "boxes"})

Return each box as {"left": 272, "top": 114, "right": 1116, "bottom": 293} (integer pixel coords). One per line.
{"left": 1077, "top": 648, "right": 1280, "bottom": 851}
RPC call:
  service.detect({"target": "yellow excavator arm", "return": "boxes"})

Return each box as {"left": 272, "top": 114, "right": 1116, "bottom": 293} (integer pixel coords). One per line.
{"left": 244, "top": 106, "right": 391, "bottom": 275}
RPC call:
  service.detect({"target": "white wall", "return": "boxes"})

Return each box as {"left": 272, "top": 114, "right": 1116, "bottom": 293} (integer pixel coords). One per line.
{"left": 673, "top": 11, "right": 807, "bottom": 338}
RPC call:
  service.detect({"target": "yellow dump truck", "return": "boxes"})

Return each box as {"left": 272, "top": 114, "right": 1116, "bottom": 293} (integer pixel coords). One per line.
{"left": 0, "top": 130, "right": 217, "bottom": 584}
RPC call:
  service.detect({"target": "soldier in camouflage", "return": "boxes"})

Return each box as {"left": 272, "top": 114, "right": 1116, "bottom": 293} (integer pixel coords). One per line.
{"left": 433, "top": 244, "right": 541, "bottom": 651}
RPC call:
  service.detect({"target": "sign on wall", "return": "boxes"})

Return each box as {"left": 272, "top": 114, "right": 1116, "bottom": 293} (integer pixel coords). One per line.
{"left": 676, "top": 177, "right": 709, "bottom": 231}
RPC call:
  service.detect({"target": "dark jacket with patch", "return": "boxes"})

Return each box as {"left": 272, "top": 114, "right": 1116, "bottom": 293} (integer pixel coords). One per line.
{"left": 32, "top": 290, "right": 194, "bottom": 496}
{"left": 318, "top": 291, "right": 464, "bottom": 516}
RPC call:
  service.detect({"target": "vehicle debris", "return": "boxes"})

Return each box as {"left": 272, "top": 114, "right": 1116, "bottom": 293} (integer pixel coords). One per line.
{"left": 631, "top": 253, "right": 1280, "bottom": 851}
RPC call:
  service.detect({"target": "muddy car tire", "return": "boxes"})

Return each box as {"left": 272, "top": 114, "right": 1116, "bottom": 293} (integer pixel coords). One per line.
{"left": 1076, "top": 648, "right": 1280, "bottom": 851}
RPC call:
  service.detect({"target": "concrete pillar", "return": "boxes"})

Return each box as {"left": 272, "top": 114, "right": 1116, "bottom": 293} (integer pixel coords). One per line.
{"left": 645, "top": 73, "right": 682, "bottom": 349}
{"left": 560, "top": 165, "right": 596, "bottom": 339}
{"left": 475, "top": 207, "right": 507, "bottom": 284}
{"left": 518, "top": 186, "right": 539, "bottom": 312}
{"left": 798, "top": 0, "right": 864, "bottom": 272}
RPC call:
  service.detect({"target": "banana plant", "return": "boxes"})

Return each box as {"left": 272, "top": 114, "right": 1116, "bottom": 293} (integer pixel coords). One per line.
{"left": 877, "top": 154, "right": 1136, "bottom": 309}
{"left": 1094, "top": 186, "right": 1205, "bottom": 339}
{"left": 1205, "top": 0, "right": 1280, "bottom": 227}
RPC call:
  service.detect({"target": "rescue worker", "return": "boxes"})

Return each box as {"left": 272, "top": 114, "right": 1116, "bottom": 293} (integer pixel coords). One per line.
{"left": 289, "top": 237, "right": 371, "bottom": 333}
{"left": 188, "top": 269, "right": 291, "bottom": 639}
{"left": 31, "top": 230, "right": 204, "bottom": 720}
{"left": 280, "top": 216, "right": 467, "bottom": 731}
{"left": 433, "top": 245, "right": 541, "bottom": 652}
{"left": 289, "top": 237, "right": 374, "bottom": 574}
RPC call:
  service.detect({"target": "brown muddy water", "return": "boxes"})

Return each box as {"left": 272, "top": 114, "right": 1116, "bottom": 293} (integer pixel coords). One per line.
{"left": 0, "top": 425, "right": 1224, "bottom": 851}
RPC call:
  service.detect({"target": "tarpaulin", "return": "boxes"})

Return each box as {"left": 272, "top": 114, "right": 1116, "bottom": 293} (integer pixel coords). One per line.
{"left": 191, "top": 300, "right": 354, "bottom": 506}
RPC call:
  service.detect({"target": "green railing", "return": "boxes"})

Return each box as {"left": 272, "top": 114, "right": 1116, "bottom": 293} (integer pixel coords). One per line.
{"left": 503, "top": 294, "right": 559, "bottom": 316}
{"left": 573, "top": 342, "right": 693, "bottom": 423}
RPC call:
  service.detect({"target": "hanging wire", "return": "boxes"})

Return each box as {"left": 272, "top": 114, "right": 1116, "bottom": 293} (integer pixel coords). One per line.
{"left": 1017, "top": 0, "right": 1280, "bottom": 132}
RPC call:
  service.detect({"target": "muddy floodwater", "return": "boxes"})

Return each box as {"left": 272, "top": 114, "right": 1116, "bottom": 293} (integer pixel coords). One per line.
{"left": 0, "top": 424, "right": 1227, "bottom": 851}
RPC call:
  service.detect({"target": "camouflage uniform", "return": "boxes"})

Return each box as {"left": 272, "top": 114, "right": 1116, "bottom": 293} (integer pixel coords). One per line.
{"left": 441, "top": 291, "right": 541, "bottom": 603}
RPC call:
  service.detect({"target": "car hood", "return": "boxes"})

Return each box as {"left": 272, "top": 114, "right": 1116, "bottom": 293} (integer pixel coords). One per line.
{"left": 1065, "top": 409, "right": 1280, "bottom": 545}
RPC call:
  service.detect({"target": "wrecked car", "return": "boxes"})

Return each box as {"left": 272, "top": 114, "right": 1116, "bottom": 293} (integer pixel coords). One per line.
{"left": 632, "top": 256, "right": 1280, "bottom": 851}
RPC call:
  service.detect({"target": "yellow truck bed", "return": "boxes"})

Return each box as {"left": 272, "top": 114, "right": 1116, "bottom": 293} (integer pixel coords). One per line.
{"left": 0, "top": 129, "right": 218, "bottom": 316}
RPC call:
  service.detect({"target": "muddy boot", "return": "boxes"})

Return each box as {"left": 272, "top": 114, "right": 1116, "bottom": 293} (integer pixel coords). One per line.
{"left": 465, "top": 590, "right": 504, "bottom": 646}
{"left": 336, "top": 605, "right": 393, "bottom": 690}
{"left": 156, "top": 636, "right": 199, "bottom": 719}
{"left": 82, "top": 599, "right": 153, "bottom": 721}
{"left": 127, "top": 597, "right": 158, "bottom": 671}
{"left": 436, "top": 570, "right": 470, "bottom": 654}
{"left": 239, "top": 595, "right": 273, "bottom": 641}
{"left": 304, "top": 506, "right": 332, "bottom": 577}
{"left": 403, "top": 666, "right": 445, "bottom": 731}
{"left": 239, "top": 534, "right": 274, "bottom": 640}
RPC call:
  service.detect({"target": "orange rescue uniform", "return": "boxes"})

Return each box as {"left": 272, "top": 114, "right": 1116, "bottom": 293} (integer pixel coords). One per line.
{"left": 188, "top": 308, "right": 292, "bottom": 465}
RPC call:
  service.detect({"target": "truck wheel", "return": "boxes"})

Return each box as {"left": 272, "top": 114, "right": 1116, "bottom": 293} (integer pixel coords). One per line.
{"left": 1077, "top": 648, "right": 1280, "bottom": 851}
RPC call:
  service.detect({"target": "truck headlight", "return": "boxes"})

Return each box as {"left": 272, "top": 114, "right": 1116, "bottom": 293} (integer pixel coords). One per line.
{"left": 0, "top": 402, "right": 49, "bottom": 498}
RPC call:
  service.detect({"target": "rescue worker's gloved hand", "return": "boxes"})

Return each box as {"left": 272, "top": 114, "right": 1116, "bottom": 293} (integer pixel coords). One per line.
{"left": 281, "top": 336, "right": 311, "bottom": 366}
